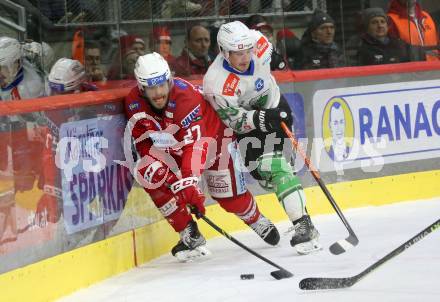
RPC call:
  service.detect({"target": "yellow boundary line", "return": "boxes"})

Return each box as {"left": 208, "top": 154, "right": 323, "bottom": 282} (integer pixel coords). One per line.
{"left": 1, "top": 170, "right": 439, "bottom": 302}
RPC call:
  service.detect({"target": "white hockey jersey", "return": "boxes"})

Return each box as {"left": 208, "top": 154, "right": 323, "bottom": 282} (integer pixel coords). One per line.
{"left": 203, "top": 30, "right": 280, "bottom": 134}
{"left": 0, "top": 60, "right": 48, "bottom": 101}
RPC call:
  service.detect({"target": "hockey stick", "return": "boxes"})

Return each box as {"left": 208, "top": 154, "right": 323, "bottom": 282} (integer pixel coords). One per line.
{"left": 281, "top": 122, "right": 359, "bottom": 255}
{"left": 300, "top": 218, "right": 440, "bottom": 290}
{"left": 199, "top": 214, "right": 293, "bottom": 280}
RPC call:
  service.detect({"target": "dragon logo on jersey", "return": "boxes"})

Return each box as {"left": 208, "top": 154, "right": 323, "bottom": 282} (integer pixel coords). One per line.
{"left": 255, "top": 78, "right": 264, "bottom": 92}
{"left": 222, "top": 73, "right": 240, "bottom": 96}
{"left": 256, "top": 36, "right": 269, "bottom": 58}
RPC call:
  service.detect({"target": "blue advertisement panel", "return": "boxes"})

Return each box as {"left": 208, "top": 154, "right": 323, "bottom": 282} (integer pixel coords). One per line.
{"left": 59, "top": 114, "right": 133, "bottom": 234}
{"left": 313, "top": 79, "right": 440, "bottom": 172}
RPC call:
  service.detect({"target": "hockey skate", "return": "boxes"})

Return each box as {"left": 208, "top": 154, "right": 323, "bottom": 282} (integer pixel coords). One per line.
{"left": 249, "top": 215, "right": 280, "bottom": 246}
{"left": 290, "top": 215, "right": 322, "bottom": 255}
{"left": 171, "top": 220, "right": 211, "bottom": 262}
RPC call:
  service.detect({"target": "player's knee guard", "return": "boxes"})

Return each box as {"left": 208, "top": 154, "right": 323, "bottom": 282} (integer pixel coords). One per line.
{"left": 256, "top": 152, "right": 306, "bottom": 220}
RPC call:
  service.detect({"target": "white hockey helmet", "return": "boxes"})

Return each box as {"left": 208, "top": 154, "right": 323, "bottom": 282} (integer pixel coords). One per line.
{"left": 23, "top": 41, "right": 55, "bottom": 73}
{"left": 48, "top": 58, "right": 86, "bottom": 94}
{"left": 134, "top": 52, "right": 172, "bottom": 92}
{"left": 0, "top": 36, "right": 22, "bottom": 87}
{"left": 217, "top": 21, "right": 254, "bottom": 61}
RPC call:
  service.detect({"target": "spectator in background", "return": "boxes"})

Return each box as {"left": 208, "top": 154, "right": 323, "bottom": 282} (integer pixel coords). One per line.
{"left": 107, "top": 35, "right": 146, "bottom": 80}
{"left": 120, "top": 35, "right": 146, "bottom": 57}
{"left": 245, "top": 14, "right": 286, "bottom": 70}
{"left": 276, "top": 29, "right": 301, "bottom": 70}
{"left": 387, "top": 0, "right": 439, "bottom": 61}
{"left": 171, "top": 24, "right": 212, "bottom": 77}
{"left": 357, "top": 8, "right": 409, "bottom": 66}
{"left": 84, "top": 41, "right": 106, "bottom": 82}
{"left": 295, "top": 10, "right": 344, "bottom": 70}
{"left": 150, "top": 26, "right": 175, "bottom": 64}
{"left": 121, "top": 50, "right": 139, "bottom": 80}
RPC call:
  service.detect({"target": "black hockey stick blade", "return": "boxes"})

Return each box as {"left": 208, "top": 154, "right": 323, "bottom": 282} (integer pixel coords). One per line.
{"left": 300, "top": 219, "right": 440, "bottom": 290}
{"left": 329, "top": 234, "right": 359, "bottom": 255}
{"left": 198, "top": 213, "right": 294, "bottom": 280}
{"left": 299, "top": 276, "right": 356, "bottom": 290}
{"left": 271, "top": 269, "right": 294, "bottom": 280}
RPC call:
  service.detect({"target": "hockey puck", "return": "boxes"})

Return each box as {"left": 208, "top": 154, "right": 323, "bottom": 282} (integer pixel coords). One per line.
{"left": 240, "top": 274, "right": 254, "bottom": 280}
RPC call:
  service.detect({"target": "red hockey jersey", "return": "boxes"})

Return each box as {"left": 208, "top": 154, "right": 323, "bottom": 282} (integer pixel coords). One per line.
{"left": 124, "top": 78, "right": 226, "bottom": 178}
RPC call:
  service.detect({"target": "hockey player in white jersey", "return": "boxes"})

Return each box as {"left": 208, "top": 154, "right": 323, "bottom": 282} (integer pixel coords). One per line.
{"left": 203, "top": 21, "right": 321, "bottom": 254}
{"left": 0, "top": 36, "right": 48, "bottom": 101}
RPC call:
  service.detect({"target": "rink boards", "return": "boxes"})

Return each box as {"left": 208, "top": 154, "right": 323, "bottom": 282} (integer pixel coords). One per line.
{"left": 1, "top": 169, "right": 439, "bottom": 302}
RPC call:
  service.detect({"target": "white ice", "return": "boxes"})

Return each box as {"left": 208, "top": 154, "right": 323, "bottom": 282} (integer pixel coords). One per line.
{"left": 58, "top": 198, "right": 440, "bottom": 302}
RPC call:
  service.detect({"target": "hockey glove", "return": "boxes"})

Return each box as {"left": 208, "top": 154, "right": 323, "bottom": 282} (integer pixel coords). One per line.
{"left": 254, "top": 108, "right": 292, "bottom": 133}
{"left": 170, "top": 177, "right": 206, "bottom": 218}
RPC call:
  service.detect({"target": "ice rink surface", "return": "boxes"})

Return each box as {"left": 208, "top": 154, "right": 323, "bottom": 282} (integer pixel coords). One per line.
{"left": 58, "top": 198, "right": 440, "bottom": 302}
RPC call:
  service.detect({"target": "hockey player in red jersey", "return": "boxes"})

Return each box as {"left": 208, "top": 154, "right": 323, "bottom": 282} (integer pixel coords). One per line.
{"left": 36, "top": 58, "right": 98, "bottom": 224}
{"left": 124, "top": 52, "right": 280, "bottom": 261}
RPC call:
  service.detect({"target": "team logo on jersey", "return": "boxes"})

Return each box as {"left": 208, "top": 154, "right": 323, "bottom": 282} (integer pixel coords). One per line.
{"left": 128, "top": 102, "right": 140, "bottom": 111}
{"left": 222, "top": 73, "right": 240, "bottom": 96}
{"left": 256, "top": 36, "right": 269, "bottom": 58}
{"left": 181, "top": 104, "right": 201, "bottom": 128}
{"left": 168, "top": 100, "right": 176, "bottom": 109}
{"left": 255, "top": 78, "right": 264, "bottom": 92}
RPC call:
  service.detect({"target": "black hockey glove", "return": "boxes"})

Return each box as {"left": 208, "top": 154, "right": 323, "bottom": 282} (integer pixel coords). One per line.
{"left": 253, "top": 108, "right": 292, "bottom": 133}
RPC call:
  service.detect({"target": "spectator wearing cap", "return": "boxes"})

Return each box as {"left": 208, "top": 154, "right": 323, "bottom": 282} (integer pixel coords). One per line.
{"left": 295, "top": 10, "right": 344, "bottom": 70}
{"left": 357, "top": 8, "right": 409, "bottom": 66}
{"left": 120, "top": 35, "right": 146, "bottom": 57}
{"left": 387, "top": 0, "right": 439, "bottom": 61}
{"left": 246, "top": 14, "right": 286, "bottom": 70}
{"left": 171, "top": 24, "right": 213, "bottom": 78}
{"left": 276, "top": 28, "right": 301, "bottom": 70}
{"left": 151, "top": 26, "right": 175, "bottom": 64}
{"left": 107, "top": 35, "right": 146, "bottom": 80}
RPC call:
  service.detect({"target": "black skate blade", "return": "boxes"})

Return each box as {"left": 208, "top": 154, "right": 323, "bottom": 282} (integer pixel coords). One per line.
{"left": 270, "top": 269, "right": 293, "bottom": 280}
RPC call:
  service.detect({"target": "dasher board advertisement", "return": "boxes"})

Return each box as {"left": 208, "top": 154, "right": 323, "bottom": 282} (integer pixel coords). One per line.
{"left": 313, "top": 79, "right": 440, "bottom": 172}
